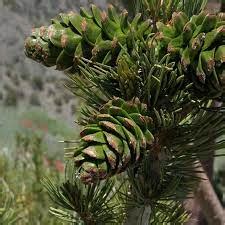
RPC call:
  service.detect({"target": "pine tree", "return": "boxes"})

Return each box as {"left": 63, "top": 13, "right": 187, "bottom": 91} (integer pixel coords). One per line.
{"left": 24, "top": 0, "right": 225, "bottom": 224}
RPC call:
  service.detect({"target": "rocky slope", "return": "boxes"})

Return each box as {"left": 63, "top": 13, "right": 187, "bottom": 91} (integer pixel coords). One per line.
{"left": 0, "top": 0, "right": 109, "bottom": 125}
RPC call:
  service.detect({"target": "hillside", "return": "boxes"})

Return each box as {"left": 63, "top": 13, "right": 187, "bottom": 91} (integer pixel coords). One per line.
{"left": 0, "top": 0, "right": 108, "bottom": 125}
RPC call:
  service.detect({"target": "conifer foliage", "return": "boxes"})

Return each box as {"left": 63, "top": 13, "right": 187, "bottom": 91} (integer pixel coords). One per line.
{"left": 24, "top": 0, "right": 225, "bottom": 224}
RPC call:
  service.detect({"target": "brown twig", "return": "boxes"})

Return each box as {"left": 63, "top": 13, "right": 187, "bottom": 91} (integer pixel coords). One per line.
{"left": 124, "top": 206, "right": 151, "bottom": 225}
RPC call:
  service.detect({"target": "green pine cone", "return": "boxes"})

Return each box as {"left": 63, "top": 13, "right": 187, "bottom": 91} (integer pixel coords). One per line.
{"left": 24, "top": 5, "right": 153, "bottom": 72}
{"left": 74, "top": 97, "right": 154, "bottom": 184}
{"left": 156, "top": 12, "right": 225, "bottom": 99}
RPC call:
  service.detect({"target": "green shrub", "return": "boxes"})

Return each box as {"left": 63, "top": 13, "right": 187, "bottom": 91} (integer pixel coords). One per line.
{"left": 11, "top": 74, "right": 20, "bottom": 87}
{"left": 20, "top": 73, "right": 30, "bottom": 81}
{"left": 70, "top": 104, "right": 76, "bottom": 115}
{"left": 62, "top": 92, "right": 73, "bottom": 103}
{"left": 16, "top": 90, "right": 25, "bottom": 100}
{"left": 29, "top": 93, "right": 41, "bottom": 106}
{"left": 4, "top": 89, "right": 17, "bottom": 107}
{"left": 47, "top": 88, "right": 55, "bottom": 97}
{"left": 54, "top": 97, "right": 62, "bottom": 107}
{"left": 0, "top": 134, "right": 66, "bottom": 225}
{"left": 0, "top": 178, "right": 21, "bottom": 225}
{"left": 6, "top": 70, "right": 12, "bottom": 78}
{"left": 31, "top": 76, "right": 44, "bottom": 91}
{"left": 56, "top": 107, "right": 62, "bottom": 114}
{"left": 3, "top": 83, "right": 13, "bottom": 92}
{"left": 20, "top": 109, "right": 74, "bottom": 138}
{"left": 46, "top": 76, "right": 55, "bottom": 83}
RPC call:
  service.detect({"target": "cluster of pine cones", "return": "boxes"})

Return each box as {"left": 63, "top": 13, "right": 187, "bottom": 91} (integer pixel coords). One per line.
{"left": 24, "top": 5, "right": 225, "bottom": 183}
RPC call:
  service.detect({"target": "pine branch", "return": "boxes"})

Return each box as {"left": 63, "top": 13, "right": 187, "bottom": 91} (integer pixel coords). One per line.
{"left": 0, "top": 178, "right": 21, "bottom": 225}
{"left": 42, "top": 162, "right": 125, "bottom": 224}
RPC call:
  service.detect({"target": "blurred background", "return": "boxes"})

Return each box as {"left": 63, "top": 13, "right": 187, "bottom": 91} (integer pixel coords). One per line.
{"left": 0, "top": 0, "right": 224, "bottom": 224}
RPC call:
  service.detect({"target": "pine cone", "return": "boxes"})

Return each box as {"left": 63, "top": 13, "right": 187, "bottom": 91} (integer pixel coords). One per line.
{"left": 24, "top": 5, "right": 152, "bottom": 72}
{"left": 74, "top": 97, "right": 154, "bottom": 183}
{"left": 156, "top": 12, "right": 225, "bottom": 99}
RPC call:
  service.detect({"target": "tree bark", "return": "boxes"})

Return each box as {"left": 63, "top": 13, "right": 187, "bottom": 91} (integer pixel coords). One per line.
{"left": 221, "top": 0, "right": 225, "bottom": 12}
{"left": 124, "top": 205, "right": 151, "bottom": 225}
{"left": 185, "top": 100, "right": 223, "bottom": 225}
{"left": 197, "top": 153, "right": 215, "bottom": 225}
{"left": 193, "top": 162, "right": 225, "bottom": 225}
